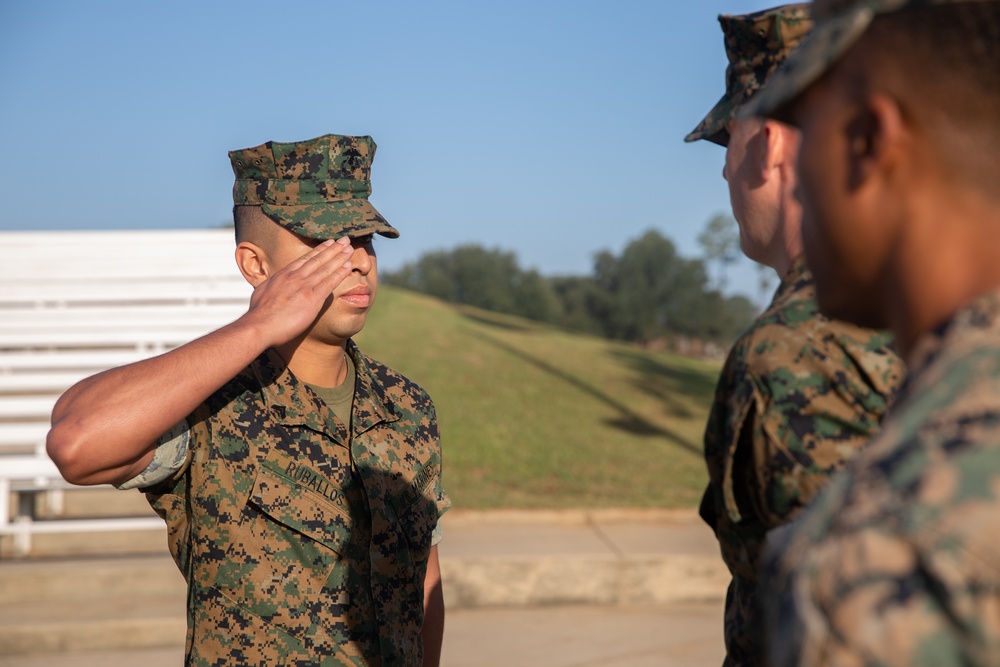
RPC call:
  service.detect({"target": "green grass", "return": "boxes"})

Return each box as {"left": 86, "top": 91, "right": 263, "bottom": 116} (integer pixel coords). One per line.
{"left": 354, "top": 286, "right": 722, "bottom": 510}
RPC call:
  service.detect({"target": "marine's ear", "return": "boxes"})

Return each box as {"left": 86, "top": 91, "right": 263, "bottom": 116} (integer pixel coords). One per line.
{"left": 759, "top": 119, "right": 794, "bottom": 179}
{"left": 845, "top": 91, "right": 908, "bottom": 191}
{"left": 234, "top": 242, "right": 271, "bottom": 288}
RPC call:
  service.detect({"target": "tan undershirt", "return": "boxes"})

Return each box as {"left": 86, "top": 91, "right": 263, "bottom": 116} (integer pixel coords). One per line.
{"left": 305, "top": 353, "right": 356, "bottom": 440}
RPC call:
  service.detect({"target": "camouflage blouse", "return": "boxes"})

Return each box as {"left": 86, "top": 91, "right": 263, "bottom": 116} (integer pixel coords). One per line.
{"left": 700, "top": 256, "right": 903, "bottom": 666}
{"left": 763, "top": 288, "right": 1000, "bottom": 667}
{"left": 144, "top": 341, "right": 450, "bottom": 666}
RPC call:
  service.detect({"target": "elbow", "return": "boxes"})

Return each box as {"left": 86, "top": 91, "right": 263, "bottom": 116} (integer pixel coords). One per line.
{"left": 46, "top": 420, "right": 95, "bottom": 485}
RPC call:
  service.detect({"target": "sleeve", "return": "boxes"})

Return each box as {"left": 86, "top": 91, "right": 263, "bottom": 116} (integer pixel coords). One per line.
{"left": 422, "top": 385, "right": 451, "bottom": 540}
{"left": 115, "top": 419, "right": 191, "bottom": 490}
{"left": 430, "top": 442, "right": 450, "bottom": 546}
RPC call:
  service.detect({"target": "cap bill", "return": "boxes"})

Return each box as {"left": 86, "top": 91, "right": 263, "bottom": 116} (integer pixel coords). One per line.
{"left": 262, "top": 199, "right": 400, "bottom": 241}
{"left": 684, "top": 93, "right": 734, "bottom": 146}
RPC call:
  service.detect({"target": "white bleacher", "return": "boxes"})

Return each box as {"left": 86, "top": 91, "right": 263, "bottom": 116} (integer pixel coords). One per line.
{"left": 0, "top": 228, "right": 253, "bottom": 554}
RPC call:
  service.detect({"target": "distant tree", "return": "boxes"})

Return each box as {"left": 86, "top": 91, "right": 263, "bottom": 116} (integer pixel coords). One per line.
{"left": 595, "top": 229, "right": 713, "bottom": 343}
{"left": 719, "top": 294, "right": 760, "bottom": 341}
{"left": 384, "top": 245, "right": 561, "bottom": 323}
{"left": 548, "top": 276, "right": 607, "bottom": 335}
{"left": 511, "top": 269, "right": 562, "bottom": 324}
{"left": 386, "top": 230, "right": 758, "bottom": 351}
{"left": 697, "top": 213, "right": 741, "bottom": 290}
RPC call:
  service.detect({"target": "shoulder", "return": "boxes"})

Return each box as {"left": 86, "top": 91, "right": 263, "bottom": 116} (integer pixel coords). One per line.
{"left": 800, "top": 346, "right": 1000, "bottom": 554}
{"left": 200, "top": 359, "right": 269, "bottom": 415}
{"left": 726, "top": 290, "right": 823, "bottom": 383}
{"left": 879, "top": 344, "right": 1000, "bottom": 476}
{"left": 352, "top": 347, "right": 436, "bottom": 412}
{"left": 737, "top": 287, "right": 899, "bottom": 392}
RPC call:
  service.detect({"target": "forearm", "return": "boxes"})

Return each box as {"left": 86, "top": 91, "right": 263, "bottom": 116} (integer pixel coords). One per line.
{"left": 48, "top": 314, "right": 271, "bottom": 486}
{"left": 422, "top": 545, "right": 444, "bottom": 667}
{"left": 48, "top": 236, "right": 357, "bottom": 487}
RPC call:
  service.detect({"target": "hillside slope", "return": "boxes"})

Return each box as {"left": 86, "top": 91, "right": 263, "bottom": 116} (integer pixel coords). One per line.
{"left": 355, "top": 286, "right": 722, "bottom": 510}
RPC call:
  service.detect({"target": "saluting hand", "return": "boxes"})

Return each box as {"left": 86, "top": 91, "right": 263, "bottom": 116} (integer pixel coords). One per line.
{"left": 243, "top": 237, "right": 356, "bottom": 348}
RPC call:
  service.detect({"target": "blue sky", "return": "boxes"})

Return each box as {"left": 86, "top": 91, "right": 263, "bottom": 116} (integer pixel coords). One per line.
{"left": 1, "top": 0, "right": 776, "bottom": 301}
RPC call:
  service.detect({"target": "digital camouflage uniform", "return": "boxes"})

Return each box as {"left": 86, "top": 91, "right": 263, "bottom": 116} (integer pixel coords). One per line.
{"left": 144, "top": 344, "right": 448, "bottom": 666}
{"left": 685, "top": 6, "right": 905, "bottom": 665}
{"left": 763, "top": 290, "right": 1000, "bottom": 667}
{"left": 740, "top": 1, "right": 1000, "bottom": 665}
{"left": 700, "top": 257, "right": 902, "bottom": 666}
{"left": 122, "top": 134, "right": 449, "bottom": 666}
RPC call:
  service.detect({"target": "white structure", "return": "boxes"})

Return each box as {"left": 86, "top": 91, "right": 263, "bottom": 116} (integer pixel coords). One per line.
{"left": 0, "top": 228, "right": 252, "bottom": 554}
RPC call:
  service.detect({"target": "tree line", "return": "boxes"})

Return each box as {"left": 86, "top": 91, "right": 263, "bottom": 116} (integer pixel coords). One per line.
{"left": 383, "top": 225, "right": 761, "bottom": 352}
{"left": 382, "top": 222, "right": 758, "bottom": 348}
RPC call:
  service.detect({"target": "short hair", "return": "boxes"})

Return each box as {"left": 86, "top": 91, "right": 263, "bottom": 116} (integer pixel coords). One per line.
{"left": 851, "top": 2, "right": 1000, "bottom": 191}
{"left": 233, "top": 205, "right": 278, "bottom": 247}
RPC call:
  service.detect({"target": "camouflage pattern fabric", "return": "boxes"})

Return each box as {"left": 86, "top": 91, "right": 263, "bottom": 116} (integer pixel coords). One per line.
{"left": 685, "top": 3, "right": 812, "bottom": 147}
{"left": 763, "top": 288, "right": 1000, "bottom": 667}
{"left": 116, "top": 419, "right": 189, "bottom": 490}
{"left": 700, "top": 256, "right": 903, "bottom": 666}
{"left": 144, "top": 341, "right": 450, "bottom": 666}
{"left": 741, "top": 0, "right": 991, "bottom": 120}
{"left": 230, "top": 134, "right": 400, "bottom": 241}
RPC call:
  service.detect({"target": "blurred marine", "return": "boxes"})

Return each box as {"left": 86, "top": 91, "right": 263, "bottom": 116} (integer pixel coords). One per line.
{"left": 684, "top": 4, "right": 904, "bottom": 665}
{"left": 741, "top": 0, "right": 1000, "bottom": 664}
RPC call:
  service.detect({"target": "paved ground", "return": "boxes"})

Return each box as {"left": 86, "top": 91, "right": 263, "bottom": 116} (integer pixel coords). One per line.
{"left": 0, "top": 602, "right": 725, "bottom": 667}
{"left": 0, "top": 508, "right": 729, "bottom": 665}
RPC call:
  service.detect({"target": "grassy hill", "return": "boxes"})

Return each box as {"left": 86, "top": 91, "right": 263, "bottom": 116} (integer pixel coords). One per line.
{"left": 354, "top": 285, "right": 723, "bottom": 510}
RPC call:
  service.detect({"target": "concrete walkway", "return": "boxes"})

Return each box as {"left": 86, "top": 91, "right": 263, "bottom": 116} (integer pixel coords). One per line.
{"left": 0, "top": 603, "right": 725, "bottom": 667}
{"left": 439, "top": 509, "right": 728, "bottom": 607}
{"left": 0, "top": 508, "right": 729, "bottom": 666}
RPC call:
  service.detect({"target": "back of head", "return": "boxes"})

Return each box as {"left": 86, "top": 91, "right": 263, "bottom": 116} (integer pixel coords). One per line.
{"left": 233, "top": 204, "right": 279, "bottom": 247}
{"left": 745, "top": 0, "right": 1000, "bottom": 194}
{"left": 856, "top": 2, "right": 1000, "bottom": 194}
{"left": 685, "top": 3, "right": 812, "bottom": 146}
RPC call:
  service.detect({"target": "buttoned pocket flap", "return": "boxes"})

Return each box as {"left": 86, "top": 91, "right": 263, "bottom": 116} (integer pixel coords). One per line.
{"left": 250, "top": 462, "right": 353, "bottom": 552}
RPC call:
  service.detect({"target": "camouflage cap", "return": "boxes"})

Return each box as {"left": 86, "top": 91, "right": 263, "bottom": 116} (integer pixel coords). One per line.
{"left": 229, "top": 134, "right": 399, "bottom": 240}
{"left": 685, "top": 3, "right": 812, "bottom": 147}
{"left": 741, "top": 0, "right": 996, "bottom": 119}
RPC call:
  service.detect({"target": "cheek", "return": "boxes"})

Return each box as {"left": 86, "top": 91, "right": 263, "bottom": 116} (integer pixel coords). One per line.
{"left": 726, "top": 161, "right": 756, "bottom": 226}
{"left": 798, "top": 146, "right": 886, "bottom": 323}
{"left": 797, "top": 134, "right": 846, "bottom": 256}
{"left": 726, "top": 179, "right": 744, "bottom": 220}
{"left": 798, "top": 152, "right": 849, "bottom": 286}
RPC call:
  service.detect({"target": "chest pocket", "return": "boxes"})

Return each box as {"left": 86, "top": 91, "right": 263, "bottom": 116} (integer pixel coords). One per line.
{"left": 212, "top": 461, "right": 356, "bottom": 639}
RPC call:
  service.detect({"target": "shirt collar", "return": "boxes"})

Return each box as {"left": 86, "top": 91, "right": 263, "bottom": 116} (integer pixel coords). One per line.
{"left": 906, "top": 288, "right": 1000, "bottom": 378}
{"left": 251, "top": 342, "right": 399, "bottom": 441}
{"left": 345, "top": 340, "right": 401, "bottom": 434}
{"left": 763, "top": 254, "right": 812, "bottom": 312}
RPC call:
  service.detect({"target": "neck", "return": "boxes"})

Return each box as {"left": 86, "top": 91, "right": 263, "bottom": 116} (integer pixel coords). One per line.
{"left": 884, "top": 189, "right": 1000, "bottom": 362}
{"left": 274, "top": 336, "right": 350, "bottom": 388}
{"left": 768, "top": 185, "right": 805, "bottom": 279}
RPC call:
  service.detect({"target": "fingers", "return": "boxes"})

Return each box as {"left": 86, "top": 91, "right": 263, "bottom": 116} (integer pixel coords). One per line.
{"left": 293, "top": 237, "right": 353, "bottom": 274}
{"left": 307, "top": 238, "right": 355, "bottom": 290}
{"left": 243, "top": 236, "right": 358, "bottom": 346}
{"left": 278, "top": 237, "right": 352, "bottom": 285}
{"left": 272, "top": 236, "right": 356, "bottom": 299}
